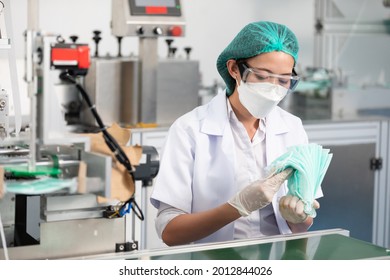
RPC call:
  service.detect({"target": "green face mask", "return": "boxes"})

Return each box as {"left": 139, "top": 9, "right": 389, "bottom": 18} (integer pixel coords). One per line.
{"left": 266, "top": 143, "right": 333, "bottom": 217}
{"left": 5, "top": 177, "right": 77, "bottom": 195}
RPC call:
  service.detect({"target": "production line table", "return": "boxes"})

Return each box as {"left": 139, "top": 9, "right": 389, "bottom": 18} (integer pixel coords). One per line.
{"left": 78, "top": 229, "right": 390, "bottom": 260}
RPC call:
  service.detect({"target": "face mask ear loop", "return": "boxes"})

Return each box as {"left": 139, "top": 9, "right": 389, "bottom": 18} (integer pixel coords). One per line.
{"left": 235, "top": 60, "right": 248, "bottom": 86}
{"left": 234, "top": 77, "right": 242, "bottom": 91}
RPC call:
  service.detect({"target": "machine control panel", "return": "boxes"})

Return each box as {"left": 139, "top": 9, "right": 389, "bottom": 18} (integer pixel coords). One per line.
{"left": 111, "top": 0, "right": 185, "bottom": 37}
{"left": 129, "top": 0, "right": 182, "bottom": 16}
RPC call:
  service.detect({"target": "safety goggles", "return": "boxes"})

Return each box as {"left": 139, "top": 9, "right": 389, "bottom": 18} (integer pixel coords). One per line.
{"left": 237, "top": 61, "right": 300, "bottom": 91}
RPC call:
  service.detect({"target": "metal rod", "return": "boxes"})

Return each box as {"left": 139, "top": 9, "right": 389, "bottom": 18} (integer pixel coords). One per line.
{"left": 140, "top": 185, "right": 148, "bottom": 250}
{"left": 26, "top": 0, "right": 39, "bottom": 170}
{"left": 27, "top": 0, "right": 39, "bottom": 30}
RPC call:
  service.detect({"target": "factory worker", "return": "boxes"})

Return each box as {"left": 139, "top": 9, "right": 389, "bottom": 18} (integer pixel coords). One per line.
{"left": 150, "top": 21, "right": 321, "bottom": 246}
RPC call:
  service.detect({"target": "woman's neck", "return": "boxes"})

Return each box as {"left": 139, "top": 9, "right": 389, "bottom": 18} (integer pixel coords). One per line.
{"left": 228, "top": 93, "right": 260, "bottom": 140}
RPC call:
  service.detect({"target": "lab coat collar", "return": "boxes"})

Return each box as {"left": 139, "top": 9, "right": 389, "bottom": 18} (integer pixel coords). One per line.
{"left": 200, "top": 90, "right": 229, "bottom": 136}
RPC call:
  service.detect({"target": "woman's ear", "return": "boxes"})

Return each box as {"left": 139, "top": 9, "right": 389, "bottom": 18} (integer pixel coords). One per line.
{"left": 226, "top": 59, "right": 240, "bottom": 80}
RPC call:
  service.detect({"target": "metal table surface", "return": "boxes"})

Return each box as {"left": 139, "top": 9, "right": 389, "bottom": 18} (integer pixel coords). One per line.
{"left": 74, "top": 229, "right": 390, "bottom": 260}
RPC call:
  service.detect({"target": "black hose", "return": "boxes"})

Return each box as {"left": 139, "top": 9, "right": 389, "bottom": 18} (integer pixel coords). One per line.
{"left": 59, "top": 71, "right": 143, "bottom": 220}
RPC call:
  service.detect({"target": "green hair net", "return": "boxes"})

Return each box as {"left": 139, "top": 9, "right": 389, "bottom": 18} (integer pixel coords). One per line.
{"left": 216, "top": 21, "right": 299, "bottom": 96}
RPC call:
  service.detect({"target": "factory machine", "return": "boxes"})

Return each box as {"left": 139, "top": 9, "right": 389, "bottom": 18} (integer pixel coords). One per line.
{"left": 0, "top": 0, "right": 201, "bottom": 259}
{"left": 281, "top": 0, "right": 390, "bottom": 120}
{"left": 1, "top": 0, "right": 390, "bottom": 260}
{"left": 80, "top": 0, "right": 200, "bottom": 128}
{"left": 0, "top": 0, "right": 160, "bottom": 260}
{"left": 278, "top": 0, "right": 390, "bottom": 249}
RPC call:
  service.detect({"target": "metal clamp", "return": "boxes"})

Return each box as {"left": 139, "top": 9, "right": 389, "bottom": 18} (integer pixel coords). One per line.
{"left": 115, "top": 241, "right": 138, "bottom": 252}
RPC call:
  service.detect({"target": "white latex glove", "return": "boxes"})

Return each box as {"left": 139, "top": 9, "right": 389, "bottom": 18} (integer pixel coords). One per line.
{"left": 228, "top": 168, "right": 293, "bottom": 217}
{"left": 279, "top": 195, "right": 320, "bottom": 224}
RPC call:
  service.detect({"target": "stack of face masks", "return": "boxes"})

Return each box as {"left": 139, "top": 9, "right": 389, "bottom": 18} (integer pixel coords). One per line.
{"left": 266, "top": 143, "right": 333, "bottom": 217}
{"left": 5, "top": 177, "right": 78, "bottom": 195}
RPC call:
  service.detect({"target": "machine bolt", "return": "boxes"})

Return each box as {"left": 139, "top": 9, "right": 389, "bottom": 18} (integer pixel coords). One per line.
{"left": 69, "top": 35, "right": 78, "bottom": 43}
{"left": 0, "top": 98, "right": 6, "bottom": 110}
{"left": 92, "top": 30, "right": 102, "bottom": 57}
{"left": 153, "top": 27, "right": 163, "bottom": 36}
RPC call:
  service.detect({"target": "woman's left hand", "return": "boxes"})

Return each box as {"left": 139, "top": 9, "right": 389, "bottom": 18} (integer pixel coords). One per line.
{"left": 279, "top": 195, "right": 320, "bottom": 224}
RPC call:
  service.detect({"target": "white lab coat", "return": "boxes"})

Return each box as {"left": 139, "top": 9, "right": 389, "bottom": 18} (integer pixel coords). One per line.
{"left": 150, "top": 90, "right": 313, "bottom": 244}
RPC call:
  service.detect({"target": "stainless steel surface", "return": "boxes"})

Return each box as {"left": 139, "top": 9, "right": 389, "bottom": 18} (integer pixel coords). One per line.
{"left": 42, "top": 194, "right": 109, "bottom": 222}
{"left": 0, "top": 146, "right": 29, "bottom": 157}
{"left": 139, "top": 38, "right": 158, "bottom": 123}
{"left": 83, "top": 57, "right": 139, "bottom": 126}
{"left": 121, "top": 58, "right": 140, "bottom": 125}
{"left": 0, "top": 217, "right": 126, "bottom": 259}
{"left": 156, "top": 59, "right": 200, "bottom": 125}
{"left": 83, "top": 56, "right": 199, "bottom": 126}
{"left": 81, "top": 150, "right": 111, "bottom": 197}
{"left": 310, "top": 143, "right": 375, "bottom": 242}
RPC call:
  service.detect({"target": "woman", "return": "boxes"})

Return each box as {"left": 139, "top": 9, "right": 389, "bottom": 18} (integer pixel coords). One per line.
{"left": 150, "top": 21, "right": 321, "bottom": 246}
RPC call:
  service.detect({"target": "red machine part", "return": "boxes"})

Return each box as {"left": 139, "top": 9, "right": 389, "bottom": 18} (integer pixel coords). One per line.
{"left": 169, "top": 26, "right": 183, "bottom": 37}
{"left": 145, "top": 6, "right": 168, "bottom": 14}
{"left": 51, "top": 44, "right": 90, "bottom": 69}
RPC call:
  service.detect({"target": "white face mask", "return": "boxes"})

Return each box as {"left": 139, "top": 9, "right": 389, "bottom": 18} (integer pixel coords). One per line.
{"left": 237, "top": 81, "right": 288, "bottom": 119}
